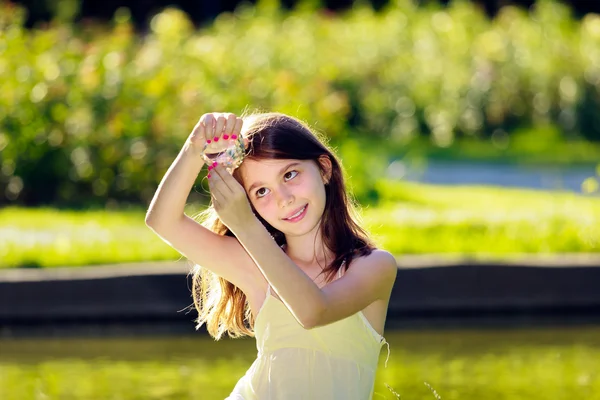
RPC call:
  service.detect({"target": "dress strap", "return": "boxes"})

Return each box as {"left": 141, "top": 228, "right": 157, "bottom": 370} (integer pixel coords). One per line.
{"left": 337, "top": 260, "right": 346, "bottom": 279}
{"left": 382, "top": 339, "right": 391, "bottom": 368}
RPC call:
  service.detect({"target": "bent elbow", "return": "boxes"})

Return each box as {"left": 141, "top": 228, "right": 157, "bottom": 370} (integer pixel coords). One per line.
{"left": 144, "top": 212, "right": 173, "bottom": 231}
{"left": 145, "top": 215, "right": 159, "bottom": 230}
{"left": 301, "top": 303, "right": 326, "bottom": 330}
{"left": 301, "top": 319, "right": 318, "bottom": 330}
{"left": 145, "top": 216, "right": 172, "bottom": 238}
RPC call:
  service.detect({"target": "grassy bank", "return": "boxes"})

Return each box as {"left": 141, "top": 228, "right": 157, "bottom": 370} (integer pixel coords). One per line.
{"left": 1, "top": 180, "right": 599, "bottom": 269}
{"left": 1, "top": 327, "right": 599, "bottom": 400}
{"left": 367, "top": 180, "right": 600, "bottom": 256}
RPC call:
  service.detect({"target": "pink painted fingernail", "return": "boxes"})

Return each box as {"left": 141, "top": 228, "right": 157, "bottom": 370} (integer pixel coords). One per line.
{"left": 207, "top": 165, "right": 213, "bottom": 171}
{"left": 212, "top": 161, "right": 218, "bottom": 168}
{"left": 206, "top": 139, "right": 211, "bottom": 144}
{"left": 213, "top": 137, "right": 219, "bottom": 142}
{"left": 223, "top": 134, "right": 229, "bottom": 140}
{"left": 231, "top": 134, "right": 238, "bottom": 139}
{"left": 207, "top": 173, "right": 212, "bottom": 179}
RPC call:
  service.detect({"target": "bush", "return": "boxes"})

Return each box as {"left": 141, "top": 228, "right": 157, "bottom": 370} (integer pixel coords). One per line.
{"left": 1, "top": 0, "right": 600, "bottom": 207}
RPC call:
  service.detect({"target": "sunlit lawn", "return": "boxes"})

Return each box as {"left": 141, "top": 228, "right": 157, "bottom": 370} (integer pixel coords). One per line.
{"left": 1, "top": 326, "right": 599, "bottom": 400}
{"left": 1, "top": 180, "right": 599, "bottom": 269}
{"left": 366, "top": 180, "right": 600, "bottom": 256}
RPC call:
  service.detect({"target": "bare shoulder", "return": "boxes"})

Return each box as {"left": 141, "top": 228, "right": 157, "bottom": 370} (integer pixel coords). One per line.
{"left": 349, "top": 249, "right": 397, "bottom": 272}
{"left": 346, "top": 249, "right": 398, "bottom": 300}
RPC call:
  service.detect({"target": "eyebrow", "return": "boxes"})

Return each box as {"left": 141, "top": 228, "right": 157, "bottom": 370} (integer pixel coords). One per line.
{"left": 247, "top": 162, "right": 302, "bottom": 193}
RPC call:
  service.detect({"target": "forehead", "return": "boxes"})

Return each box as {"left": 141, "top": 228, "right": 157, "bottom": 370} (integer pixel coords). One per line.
{"left": 239, "top": 158, "right": 312, "bottom": 183}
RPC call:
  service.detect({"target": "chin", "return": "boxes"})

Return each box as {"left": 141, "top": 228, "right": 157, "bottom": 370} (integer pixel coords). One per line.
{"left": 282, "top": 219, "right": 322, "bottom": 238}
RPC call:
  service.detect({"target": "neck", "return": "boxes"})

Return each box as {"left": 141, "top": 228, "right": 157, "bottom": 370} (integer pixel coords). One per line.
{"left": 283, "top": 224, "right": 334, "bottom": 269}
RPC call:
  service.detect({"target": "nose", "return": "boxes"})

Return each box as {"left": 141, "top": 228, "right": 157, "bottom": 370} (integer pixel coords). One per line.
{"left": 276, "top": 185, "right": 294, "bottom": 208}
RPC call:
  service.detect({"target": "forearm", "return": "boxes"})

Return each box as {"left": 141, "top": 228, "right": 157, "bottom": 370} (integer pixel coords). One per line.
{"left": 145, "top": 142, "right": 205, "bottom": 227}
{"left": 232, "top": 218, "right": 325, "bottom": 328}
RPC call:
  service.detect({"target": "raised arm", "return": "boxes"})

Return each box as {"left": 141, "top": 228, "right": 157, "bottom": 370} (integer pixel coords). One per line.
{"left": 145, "top": 113, "right": 259, "bottom": 292}
{"left": 206, "top": 163, "right": 397, "bottom": 330}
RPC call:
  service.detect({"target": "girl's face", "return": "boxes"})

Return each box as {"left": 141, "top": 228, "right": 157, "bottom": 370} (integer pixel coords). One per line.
{"left": 239, "top": 158, "right": 329, "bottom": 236}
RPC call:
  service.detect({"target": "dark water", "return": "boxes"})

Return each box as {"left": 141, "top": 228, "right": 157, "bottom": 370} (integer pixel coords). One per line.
{"left": 387, "top": 160, "right": 599, "bottom": 193}
{"left": 2, "top": 326, "right": 600, "bottom": 363}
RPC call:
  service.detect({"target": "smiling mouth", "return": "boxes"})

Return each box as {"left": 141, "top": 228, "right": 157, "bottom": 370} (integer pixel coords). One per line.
{"left": 283, "top": 204, "right": 308, "bottom": 221}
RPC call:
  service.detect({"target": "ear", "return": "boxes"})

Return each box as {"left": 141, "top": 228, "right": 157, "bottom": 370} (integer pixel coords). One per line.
{"left": 317, "top": 155, "right": 333, "bottom": 185}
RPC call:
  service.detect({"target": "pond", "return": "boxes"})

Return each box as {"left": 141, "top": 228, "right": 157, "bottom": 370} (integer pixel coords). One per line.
{"left": 1, "top": 326, "right": 599, "bottom": 400}
{"left": 388, "top": 160, "right": 599, "bottom": 193}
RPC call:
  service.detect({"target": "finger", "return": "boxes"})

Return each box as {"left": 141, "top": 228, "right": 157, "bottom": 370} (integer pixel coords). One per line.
{"left": 191, "top": 116, "right": 204, "bottom": 137}
{"left": 215, "top": 162, "right": 235, "bottom": 177}
{"left": 233, "top": 117, "right": 243, "bottom": 137}
{"left": 214, "top": 114, "right": 227, "bottom": 142}
{"left": 210, "top": 164, "right": 234, "bottom": 194}
{"left": 207, "top": 174, "right": 225, "bottom": 205}
{"left": 219, "top": 164, "right": 246, "bottom": 194}
{"left": 214, "top": 163, "right": 237, "bottom": 185}
{"left": 223, "top": 113, "right": 237, "bottom": 138}
{"left": 232, "top": 117, "right": 244, "bottom": 143}
{"left": 210, "top": 192, "right": 220, "bottom": 210}
{"left": 190, "top": 117, "right": 206, "bottom": 145}
{"left": 201, "top": 114, "right": 216, "bottom": 142}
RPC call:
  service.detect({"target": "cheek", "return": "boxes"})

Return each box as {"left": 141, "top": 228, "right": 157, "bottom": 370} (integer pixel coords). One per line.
{"left": 306, "top": 177, "right": 325, "bottom": 196}
{"left": 252, "top": 198, "right": 276, "bottom": 221}
{"left": 313, "top": 181, "right": 327, "bottom": 205}
{"left": 291, "top": 175, "right": 312, "bottom": 193}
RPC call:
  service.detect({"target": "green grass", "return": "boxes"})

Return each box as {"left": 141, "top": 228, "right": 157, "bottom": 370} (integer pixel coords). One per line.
{"left": 364, "top": 180, "right": 600, "bottom": 257}
{"left": 0, "top": 207, "right": 182, "bottom": 269}
{"left": 1, "top": 326, "right": 599, "bottom": 400}
{"left": 1, "top": 180, "right": 599, "bottom": 269}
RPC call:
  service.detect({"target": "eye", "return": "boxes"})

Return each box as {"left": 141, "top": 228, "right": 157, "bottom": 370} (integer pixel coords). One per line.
{"left": 255, "top": 170, "right": 298, "bottom": 199}
{"left": 284, "top": 170, "right": 298, "bottom": 181}
{"left": 255, "top": 187, "right": 269, "bottom": 198}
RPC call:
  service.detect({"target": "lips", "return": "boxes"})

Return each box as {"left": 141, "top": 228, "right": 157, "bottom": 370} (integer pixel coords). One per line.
{"left": 283, "top": 204, "right": 307, "bottom": 220}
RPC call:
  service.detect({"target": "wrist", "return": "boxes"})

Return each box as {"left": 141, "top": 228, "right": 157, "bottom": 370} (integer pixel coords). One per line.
{"left": 182, "top": 141, "right": 205, "bottom": 164}
{"left": 229, "top": 214, "right": 262, "bottom": 239}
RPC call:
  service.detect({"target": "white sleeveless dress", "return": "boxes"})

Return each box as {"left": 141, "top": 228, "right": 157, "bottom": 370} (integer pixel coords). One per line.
{"left": 225, "top": 264, "right": 391, "bottom": 399}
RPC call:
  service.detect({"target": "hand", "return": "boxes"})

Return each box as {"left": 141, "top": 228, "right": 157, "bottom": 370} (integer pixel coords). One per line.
{"left": 187, "top": 112, "right": 243, "bottom": 156}
{"left": 207, "top": 163, "right": 256, "bottom": 232}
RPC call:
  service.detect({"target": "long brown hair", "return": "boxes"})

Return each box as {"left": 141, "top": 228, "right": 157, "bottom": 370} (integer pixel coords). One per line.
{"left": 191, "top": 111, "right": 376, "bottom": 340}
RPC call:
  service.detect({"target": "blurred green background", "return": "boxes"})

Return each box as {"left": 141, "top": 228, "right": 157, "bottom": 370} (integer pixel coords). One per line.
{"left": 2, "top": 0, "right": 600, "bottom": 209}
{"left": 1, "top": 1, "right": 600, "bottom": 399}
{"left": 1, "top": 0, "right": 599, "bottom": 269}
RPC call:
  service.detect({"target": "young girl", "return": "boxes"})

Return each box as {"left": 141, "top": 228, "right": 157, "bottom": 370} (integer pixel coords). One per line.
{"left": 145, "top": 111, "right": 397, "bottom": 399}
